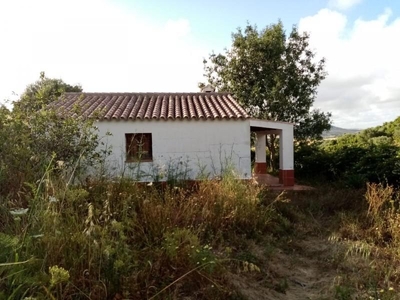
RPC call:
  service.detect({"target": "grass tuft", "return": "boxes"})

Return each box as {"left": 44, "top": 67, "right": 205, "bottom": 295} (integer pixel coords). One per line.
{"left": 0, "top": 166, "right": 286, "bottom": 299}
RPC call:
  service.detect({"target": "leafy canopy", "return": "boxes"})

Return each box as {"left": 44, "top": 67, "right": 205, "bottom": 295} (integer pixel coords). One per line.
{"left": 14, "top": 71, "right": 82, "bottom": 114}
{"left": 201, "top": 22, "right": 331, "bottom": 141}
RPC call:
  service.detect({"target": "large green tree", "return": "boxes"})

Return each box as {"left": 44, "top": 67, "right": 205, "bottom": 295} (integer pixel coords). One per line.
{"left": 201, "top": 22, "right": 332, "bottom": 168}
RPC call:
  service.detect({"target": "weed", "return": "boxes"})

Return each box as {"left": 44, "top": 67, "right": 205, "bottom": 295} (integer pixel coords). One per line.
{"left": 334, "top": 284, "right": 353, "bottom": 300}
{"left": 1, "top": 157, "right": 285, "bottom": 299}
{"left": 274, "top": 278, "right": 289, "bottom": 294}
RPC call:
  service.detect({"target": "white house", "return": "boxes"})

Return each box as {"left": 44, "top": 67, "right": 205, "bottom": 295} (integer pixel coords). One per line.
{"left": 52, "top": 89, "right": 295, "bottom": 185}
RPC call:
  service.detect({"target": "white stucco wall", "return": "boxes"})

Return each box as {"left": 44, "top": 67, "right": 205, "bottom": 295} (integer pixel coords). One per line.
{"left": 95, "top": 119, "right": 251, "bottom": 181}
{"left": 249, "top": 119, "right": 294, "bottom": 170}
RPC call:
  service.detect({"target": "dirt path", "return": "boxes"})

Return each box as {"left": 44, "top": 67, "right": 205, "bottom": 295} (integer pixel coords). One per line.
{"left": 229, "top": 234, "right": 341, "bottom": 300}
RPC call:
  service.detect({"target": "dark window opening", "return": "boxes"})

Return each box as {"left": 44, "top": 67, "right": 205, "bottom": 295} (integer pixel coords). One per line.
{"left": 125, "top": 133, "right": 152, "bottom": 162}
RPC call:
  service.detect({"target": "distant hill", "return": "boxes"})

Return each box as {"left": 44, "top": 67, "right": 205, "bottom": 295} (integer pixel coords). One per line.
{"left": 322, "top": 126, "right": 361, "bottom": 139}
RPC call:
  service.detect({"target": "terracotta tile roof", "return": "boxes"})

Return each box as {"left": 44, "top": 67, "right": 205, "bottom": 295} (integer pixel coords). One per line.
{"left": 51, "top": 92, "right": 249, "bottom": 120}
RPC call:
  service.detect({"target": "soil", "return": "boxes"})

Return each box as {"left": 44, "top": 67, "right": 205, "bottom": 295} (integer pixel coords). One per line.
{"left": 227, "top": 222, "right": 344, "bottom": 299}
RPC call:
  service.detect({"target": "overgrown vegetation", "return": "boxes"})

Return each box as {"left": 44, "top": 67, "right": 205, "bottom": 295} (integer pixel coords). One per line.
{"left": 313, "top": 183, "right": 400, "bottom": 299}
{"left": 0, "top": 74, "right": 291, "bottom": 299}
{"left": 0, "top": 73, "right": 99, "bottom": 198}
{"left": 2, "top": 73, "right": 400, "bottom": 299}
{"left": 295, "top": 116, "right": 400, "bottom": 188}
{"left": 1, "top": 167, "right": 290, "bottom": 299}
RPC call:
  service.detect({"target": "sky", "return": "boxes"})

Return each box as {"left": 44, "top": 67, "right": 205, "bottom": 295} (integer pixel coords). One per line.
{"left": 0, "top": 0, "right": 399, "bottom": 129}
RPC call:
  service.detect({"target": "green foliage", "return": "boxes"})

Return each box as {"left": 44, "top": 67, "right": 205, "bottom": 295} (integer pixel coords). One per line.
{"left": 201, "top": 22, "right": 331, "bottom": 141}
{"left": 1, "top": 81, "right": 282, "bottom": 300}
{"left": 49, "top": 265, "right": 70, "bottom": 286}
{"left": 0, "top": 73, "right": 100, "bottom": 198}
{"left": 296, "top": 117, "right": 400, "bottom": 187}
{"left": 294, "top": 144, "right": 334, "bottom": 181}
{"left": 8, "top": 71, "right": 400, "bottom": 299}
{"left": 324, "top": 117, "right": 400, "bottom": 150}
{"left": 201, "top": 22, "right": 331, "bottom": 169}
{"left": 0, "top": 169, "right": 283, "bottom": 299}
{"left": 14, "top": 71, "right": 82, "bottom": 114}
{"left": 334, "top": 284, "right": 353, "bottom": 300}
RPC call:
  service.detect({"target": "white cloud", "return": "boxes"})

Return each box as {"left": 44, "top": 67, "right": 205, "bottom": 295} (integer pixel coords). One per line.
{"left": 1, "top": 1, "right": 398, "bottom": 130}
{"left": 0, "top": 0, "right": 208, "bottom": 105}
{"left": 328, "top": 0, "right": 363, "bottom": 11}
{"left": 299, "top": 8, "right": 400, "bottom": 128}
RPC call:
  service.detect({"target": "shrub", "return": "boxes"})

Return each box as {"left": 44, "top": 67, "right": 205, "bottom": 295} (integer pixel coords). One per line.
{"left": 0, "top": 165, "right": 280, "bottom": 299}
{"left": 294, "top": 144, "right": 334, "bottom": 181}
{"left": 0, "top": 107, "right": 101, "bottom": 199}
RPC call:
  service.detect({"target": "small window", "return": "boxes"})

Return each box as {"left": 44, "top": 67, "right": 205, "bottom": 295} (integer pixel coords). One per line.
{"left": 125, "top": 133, "right": 153, "bottom": 162}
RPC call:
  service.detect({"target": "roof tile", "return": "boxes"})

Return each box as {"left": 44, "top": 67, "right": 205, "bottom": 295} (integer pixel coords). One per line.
{"left": 51, "top": 92, "right": 249, "bottom": 120}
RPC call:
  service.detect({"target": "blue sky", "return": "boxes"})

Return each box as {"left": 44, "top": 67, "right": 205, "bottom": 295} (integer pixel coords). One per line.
{"left": 119, "top": 0, "right": 325, "bottom": 49}
{"left": 120, "top": 0, "right": 400, "bottom": 51}
{"left": 0, "top": 0, "right": 399, "bottom": 128}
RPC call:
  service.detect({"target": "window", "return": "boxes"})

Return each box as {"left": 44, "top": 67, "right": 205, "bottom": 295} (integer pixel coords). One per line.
{"left": 125, "top": 133, "right": 153, "bottom": 162}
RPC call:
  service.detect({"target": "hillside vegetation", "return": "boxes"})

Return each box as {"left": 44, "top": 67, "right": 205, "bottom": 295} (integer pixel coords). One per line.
{"left": 322, "top": 125, "right": 360, "bottom": 139}
{"left": 296, "top": 116, "right": 400, "bottom": 188}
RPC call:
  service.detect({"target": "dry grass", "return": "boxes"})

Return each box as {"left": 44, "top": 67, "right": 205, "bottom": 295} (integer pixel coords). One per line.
{"left": 0, "top": 171, "right": 287, "bottom": 299}
{"left": 324, "top": 183, "right": 400, "bottom": 299}
{"left": 2, "top": 156, "right": 400, "bottom": 299}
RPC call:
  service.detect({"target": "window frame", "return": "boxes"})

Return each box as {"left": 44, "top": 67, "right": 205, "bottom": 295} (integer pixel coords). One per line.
{"left": 125, "top": 133, "right": 153, "bottom": 162}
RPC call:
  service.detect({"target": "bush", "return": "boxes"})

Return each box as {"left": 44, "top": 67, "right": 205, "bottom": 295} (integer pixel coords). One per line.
{"left": 294, "top": 144, "right": 334, "bottom": 181}
{"left": 0, "top": 106, "right": 101, "bottom": 199}
{"left": 295, "top": 142, "right": 400, "bottom": 187}
{"left": 0, "top": 167, "right": 280, "bottom": 299}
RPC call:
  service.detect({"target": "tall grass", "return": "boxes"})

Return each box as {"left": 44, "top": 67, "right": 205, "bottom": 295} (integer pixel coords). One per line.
{"left": 326, "top": 183, "right": 400, "bottom": 299}
{"left": 0, "top": 166, "right": 281, "bottom": 299}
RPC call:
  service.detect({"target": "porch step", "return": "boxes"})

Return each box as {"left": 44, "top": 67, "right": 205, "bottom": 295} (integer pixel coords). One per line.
{"left": 253, "top": 174, "right": 314, "bottom": 191}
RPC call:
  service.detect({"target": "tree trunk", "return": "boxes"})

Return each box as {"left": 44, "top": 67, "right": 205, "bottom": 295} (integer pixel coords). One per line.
{"left": 266, "top": 134, "right": 277, "bottom": 172}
